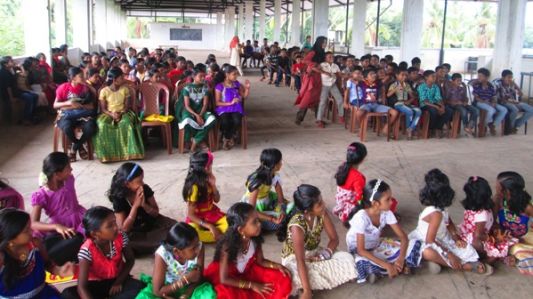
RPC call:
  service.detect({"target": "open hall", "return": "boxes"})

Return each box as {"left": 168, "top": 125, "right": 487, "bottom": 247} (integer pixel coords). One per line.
{"left": 1, "top": 1, "right": 533, "bottom": 299}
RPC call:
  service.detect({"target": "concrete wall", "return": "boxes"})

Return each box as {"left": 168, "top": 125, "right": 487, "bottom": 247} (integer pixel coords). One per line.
{"left": 145, "top": 23, "right": 218, "bottom": 50}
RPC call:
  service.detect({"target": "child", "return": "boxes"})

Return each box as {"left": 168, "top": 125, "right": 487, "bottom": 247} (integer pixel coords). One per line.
{"left": 343, "top": 66, "right": 364, "bottom": 109}
{"left": 346, "top": 179, "right": 422, "bottom": 284}
{"left": 278, "top": 185, "right": 356, "bottom": 297}
{"left": 388, "top": 68, "right": 421, "bottom": 139}
{"left": 108, "top": 163, "right": 176, "bottom": 255}
{"left": 458, "top": 176, "right": 517, "bottom": 261}
{"left": 333, "top": 142, "right": 367, "bottom": 224}
{"left": 409, "top": 169, "right": 493, "bottom": 275}
{"left": 0, "top": 208, "right": 69, "bottom": 298}
{"left": 183, "top": 151, "right": 227, "bottom": 243}
{"left": 0, "top": 179, "right": 24, "bottom": 210}
{"left": 176, "top": 67, "right": 217, "bottom": 152}
{"left": 357, "top": 68, "right": 399, "bottom": 135}
{"left": 495, "top": 69, "right": 533, "bottom": 133}
{"left": 276, "top": 49, "right": 291, "bottom": 87}
{"left": 30, "top": 152, "right": 86, "bottom": 266}
{"left": 136, "top": 222, "right": 216, "bottom": 299}
{"left": 242, "top": 148, "right": 293, "bottom": 232}
{"left": 417, "top": 70, "right": 453, "bottom": 138}
{"left": 214, "top": 65, "right": 251, "bottom": 150}
{"left": 317, "top": 52, "right": 344, "bottom": 127}
{"left": 291, "top": 55, "right": 304, "bottom": 92}
{"left": 62, "top": 206, "right": 145, "bottom": 299}
{"left": 204, "top": 202, "right": 292, "bottom": 299}
{"left": 472, "top": 68, "right": 507, "bottom": 136}
{"left": 443, "top": 73, "right": 479, "bottom": 136}
{"left": 265, "top": 47, "right": 279, "bottom": 85}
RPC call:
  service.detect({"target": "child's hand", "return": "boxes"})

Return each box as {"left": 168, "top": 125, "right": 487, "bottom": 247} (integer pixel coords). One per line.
{"left": 300, "top": 289, "right": 313, "bottom": 299}
{"left": 448, "top": 253, "right": 462, "bottom": 270}
{"left": 187, "top": 267, "right": 201, "bottom": 283}
{"left": 109, "top": 283, "right": 123, "bottom": 296}
{"left": 208, "top": 225, "right": 222, "bottom": 241}
{"left": 55, "top": 224, "right": 76, "bottom": 239}
{"left": 343, "top": 102, "right": 350, "bottom": 110}
{"left": 251, "top": 282, "right": 274, "bottom": 298}
{"left": 273, "top": 213, "right": 285, "bottom": 225}
{"left": 394, "top": 259, "right": 405, "bottom": 273}
{"left": 244, "top": 80, "right": 251, "bottom": 89}
{"left": 207, "top": 174, "right": 216, "bottom": 188}
{"left": 386, "top": 263, "right": 399, "bottom": 278}
{"left": 133, "top": 187, "right": 144, "bottom": 208}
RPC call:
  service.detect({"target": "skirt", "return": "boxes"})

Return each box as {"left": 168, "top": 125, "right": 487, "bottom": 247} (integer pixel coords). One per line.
{"left": 510, "top": 231, "right": 533, "bottom": 275}
{"left": 409, "top": 231, "right": 479, "bottom": 266}
{"left": 135, "top": 273, "right": 216, "bottom": 299}
{"left": 281, "top": 249, "right": 356, "bottom": 295}
{"left": 93, "top": 111, "right": 145, "bottom": 163}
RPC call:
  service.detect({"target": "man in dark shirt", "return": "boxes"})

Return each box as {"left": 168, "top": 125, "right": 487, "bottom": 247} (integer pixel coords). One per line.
{"left": 275, "top": 49, "right": 291, "bottom": 87}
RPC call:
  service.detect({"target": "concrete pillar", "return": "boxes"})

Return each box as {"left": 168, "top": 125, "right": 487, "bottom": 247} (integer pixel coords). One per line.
{"left": 55, "top": 0, "right": 67, "bottom": 45}
{"left": 72, "top": 0, "right": 91, "bottom": 52}
{"left": 23, "top": 0, "right": 51, "bottom": 59}
{"left": 400, "top": 0, "right": 424, "bottom": 62}
{"left": 492, "top": 0, "right": 527, "bottom": 77}
{"left": 93, "top": 0, "right": 107, "bottom": 51}
{"left": 259, "top": 0, "right": 266, "bottom": 41}
{"left": 226, "top": 7, "right": 236, "bottom": 49}
{"left": 274, "top": 0, "right": 281, "bottom": 42}
{"left": 245, "top": 1, "right": 255, "bottom": 42}
{"left": 216, "top": 12, "right": 224, "bottom": 50}
{"left": 350, "top": 0, "right": 367, "bottom": 56}
{"left": 237, "top": 4, "right": 244, "bottom": 41}
{"left": 291, "top": 0, "right": 301, "bottom": 47}
{"left": 313, "top": 0, "right": 329, "bottom": 39}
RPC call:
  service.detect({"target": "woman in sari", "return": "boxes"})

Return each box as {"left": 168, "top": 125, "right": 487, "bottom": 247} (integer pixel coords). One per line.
{"left": 229, "top": 36, "right": 243, "bottom": 76}
{"left": 93, "top": 67, "right": 145, "bottom": 163}
{"left": 294, "top": 36, "right": 327, "bottom": 125}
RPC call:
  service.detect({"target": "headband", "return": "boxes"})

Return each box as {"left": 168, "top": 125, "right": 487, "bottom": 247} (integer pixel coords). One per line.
{"left": 369, "top": 179, "right": 382, "bottom": 202}
{"left": 472, "top": 176, "right": 478, "bottom": 182}
{"left": 126, "top": 164, "right": 140, "bottom": 181}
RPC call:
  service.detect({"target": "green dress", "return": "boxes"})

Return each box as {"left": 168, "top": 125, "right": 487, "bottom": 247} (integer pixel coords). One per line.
{"left": 175, "top": 83, "right": 216, "bottom": 144}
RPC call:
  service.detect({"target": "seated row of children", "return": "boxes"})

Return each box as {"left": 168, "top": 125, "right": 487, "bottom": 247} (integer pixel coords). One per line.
{"left": 1, "top": 143, "right": 532, "bottom": 298}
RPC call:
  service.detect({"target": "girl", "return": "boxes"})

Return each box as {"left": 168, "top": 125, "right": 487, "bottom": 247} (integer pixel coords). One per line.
{"left": 294, "top": 36, "right": 327, "bottom": 125}
{"left": 176, "top": 67, "right": 217, "bottom": 152}
{"left": 183, "top": 151, "right": 227, "bottom": 243}
{"left": 333, "top": 142, "right": 367, "bottom": 224}
{"left": 136, "top": 222, "right": 216, "bottom": 299}
{"left": 0, "top": 179, "right": 24, "bottom": 210}
{"left": 346, "top": 179, "right": 422, "bottom": 284}
{"left": 214, "top": 65, "right": 251, "bottom": 150}
{"left": 458, "top": 176, "right": 517, "bottom": 261}
{"left": 30, "top": 152, "right": 86, "bottom": 266}
{"left": 242, "top": 148, "right": 293, "bottom": 232}
{"left": 409, "top": 169, "right": 493, "bottom": 275}
{"left": 108, "top": 162, "right": 176, "bottom": 255}
{"left": 204, "top": 202, "right": 292, "bottom": 299}
{"left": 278, "top": 185, "right": 356, "bottom": 298}
{"left": 0, "top": 208, "right": 69, "bottom": 298}
{"left": 62, "top": 206, "right": 145, "bottom": 299}
{"left": 93, "top": 67, "right": 145, "bottom": 163}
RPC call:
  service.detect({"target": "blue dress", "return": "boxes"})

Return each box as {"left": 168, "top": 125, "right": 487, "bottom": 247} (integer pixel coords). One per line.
{"left": 0, "top": 247, "right": 61, "bottom": 299}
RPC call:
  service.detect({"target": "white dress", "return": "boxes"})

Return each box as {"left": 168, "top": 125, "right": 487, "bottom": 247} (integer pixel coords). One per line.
{"left": 409, "top": 206, "right": 479, "bottom": 265}
{"left": 229, "top": 47, "right": 243, "bottom": 76}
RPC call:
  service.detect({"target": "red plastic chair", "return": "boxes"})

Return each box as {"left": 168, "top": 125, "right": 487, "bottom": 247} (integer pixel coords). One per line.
{"left": 139, "top": 82, "right": 172, "bottom": 154}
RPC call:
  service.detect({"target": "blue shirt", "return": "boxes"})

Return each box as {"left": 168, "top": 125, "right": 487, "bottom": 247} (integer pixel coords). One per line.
{"left": 417, "top": 83, "right": 442, "bottom": 107}
{"left": 346, "top": 80, "right": 364, "bottom": 106}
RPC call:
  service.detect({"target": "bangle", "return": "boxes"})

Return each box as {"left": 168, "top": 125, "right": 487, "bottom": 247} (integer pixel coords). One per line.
{"left": 325, "top": 247, "right": 334, "bottom": 255}
{"left": 200, "top": 220, "right": 205, "bottom": 227}
{"left": 238, "top": 280, "right": 246, "bottom": 289}
{"left": 183, "top": 275, "right": 189, "bottom": 285}
{"left": 248, "top": 281, "right": 252, "bottom": 289}
{"left": 171, "top": 281, "right": 177, "bottom": 292}
{"left": 269, "top": 262, "right": 275, "bottom": 269}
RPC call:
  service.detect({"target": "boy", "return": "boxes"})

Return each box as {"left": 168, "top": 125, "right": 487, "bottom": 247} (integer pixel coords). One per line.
{"left": 317, "top": 52, "right": 344, "bottom": 127}
{"left": 494, "top": 69, "right": 533, "bottom": 133}
{"left": 443, "top": 73, "right": 479, "bottom": 136}
{"left": 276, "top": 49, "right": 291, "bottom": 87}
{"left": 417, "top": 70, "right": 452, "bottom": 138}
{"left": 265, "top": 46, "right": 280, "bottom": 85}
{"left": 343, "top": 66, "right": 364, "bottom": 109}
{"left": 291, "top": 55, "right": 304, "bottom": 93}
{"left": 472, "top": 68, "right": 507, "bottom": 136}
{"left": 387, "top": 68, "right": 421, "bottom": 139}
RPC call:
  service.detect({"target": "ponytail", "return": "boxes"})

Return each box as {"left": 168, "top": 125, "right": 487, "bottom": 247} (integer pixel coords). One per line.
{"left": 335, "top": 142, "right": 367, "bottom": 186}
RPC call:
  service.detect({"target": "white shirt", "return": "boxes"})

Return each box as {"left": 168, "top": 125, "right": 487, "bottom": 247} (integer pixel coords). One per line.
{"left": 320, "top": 62, "right": 341, "bottom": 87}
{"left": 346, "top": 209, "right": 397, "bottom": 252}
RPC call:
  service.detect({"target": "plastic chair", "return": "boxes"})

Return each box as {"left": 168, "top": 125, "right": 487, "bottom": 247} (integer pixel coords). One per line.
{"left": 139, "top": 82, "right": 172, "bottom": 154}
{"left": 53, "top": 125, "right": 94, "bottom": 160}
{"left": 359, "top": 111, "right": 393, "bottom": 142}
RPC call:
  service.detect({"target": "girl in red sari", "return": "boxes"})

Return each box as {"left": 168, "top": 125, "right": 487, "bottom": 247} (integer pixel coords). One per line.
{"left": 294, "top": 36, "right": 327, "bottom": 125}
{"left": 204, "top": 202, "right": 292, "bottom": 299}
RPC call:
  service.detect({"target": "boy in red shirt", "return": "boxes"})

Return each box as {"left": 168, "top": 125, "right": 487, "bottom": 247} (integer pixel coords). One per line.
{"left": 291, "top": 55, "right": 304, "bottom": 93}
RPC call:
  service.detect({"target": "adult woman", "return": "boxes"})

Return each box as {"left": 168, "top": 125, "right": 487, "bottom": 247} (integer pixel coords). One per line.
{"left": 294, "top": 36, "right": 327, "bottom": 125}
{"left": 229, "top": 36, "right": 243, "bottom": 76}
{"left": 93, "top": 67, "right": 145, "bottom": 163}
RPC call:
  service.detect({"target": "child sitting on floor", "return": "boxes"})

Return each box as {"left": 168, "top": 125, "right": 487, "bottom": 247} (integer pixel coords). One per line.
{"left": 204, "top": 202, "right": 292, "bottom": 299}
{"left": 136, "top": 222, "right": 216, "bottom": 299}
{"left": 108, "top": 163, "right": 176, "bottom": 255}
{"left": 409, "top": 169, "right": 493, "bottom": 275}
{"left": 346, "top": 179, "right": 422, "bottom": 284}
{"left": 333, "top": 142, "right": 367, "bottom": 224}
{"left": 183, "top": 151, "right": 227, "bottom": 243}
{"left": 242, "top": 148, "right": 293, "bottom": 232}
{"left": 0, "top": 179, "right": 24, "bottom": 210}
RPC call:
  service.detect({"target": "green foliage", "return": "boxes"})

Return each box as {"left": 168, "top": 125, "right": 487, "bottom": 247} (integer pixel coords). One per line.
{"left": 0, "top": 0, "right": 24, "bottom": 56}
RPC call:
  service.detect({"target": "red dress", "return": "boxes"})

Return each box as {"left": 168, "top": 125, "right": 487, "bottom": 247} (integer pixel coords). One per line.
{"left": 294, "top": 51, "right": 322, "bottom": 110}
{"left": 80, "top": 233, "right": 125, "bottom": 281}
{"left": 333, "top": 168, "right": 366, "bottom": 223}
{"left": 204, "top": 242, "right": 291, "bottom": 299}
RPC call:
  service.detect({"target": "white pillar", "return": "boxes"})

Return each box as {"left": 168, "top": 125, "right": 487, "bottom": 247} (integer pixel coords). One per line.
{"left": 245, "top": 1, "right": 254, "bottom": 42}
{"left": 216, "top": 12, "right": 224, "bottom": 50}
{"left": 259, "top": 0, "right": 266, "bottom": 41}
{"left": 313, "top": 0, "right": 329, "bottom": 40}
{"left": 55, "top": 0, "right": 67, "bottom": 45}
{"left": 93, "top": 0, "right": 107, "bottom": 51}
{"left": 23, "top": 0, "right": 51, "bottom": 59}
{"left": 492, "top": 0, "right": 527, "bottom": 77}
{"left": 237, "top": 4, "right": 245, "bottom": 41}
{"left": 72, "top": 0, "right": 91, "bottom": 52}
{"left": 351, "top": 0, "right": 367, "bottom": 56}
{"left": 274, "top": 0, "right": 281, "bottom": 42}
{"left": 226, "top": 7, "right": 236, "bottom": 49}
{"left": 290, "top": 0, "right": 301, "bottom": 47}
{"left": 400, "top": 0, "right": 424, "bottom": 62}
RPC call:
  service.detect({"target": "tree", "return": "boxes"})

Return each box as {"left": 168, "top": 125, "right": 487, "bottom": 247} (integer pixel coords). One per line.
{"left": 0, "top": 0, "right": 25, "bottom": 56}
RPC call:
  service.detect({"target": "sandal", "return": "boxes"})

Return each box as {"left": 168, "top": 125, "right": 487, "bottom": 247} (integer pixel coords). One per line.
{"left": 469, "top": 261, "right": 493, "bottom": 276}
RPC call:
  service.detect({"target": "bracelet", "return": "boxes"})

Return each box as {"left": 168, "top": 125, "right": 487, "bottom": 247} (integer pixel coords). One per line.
{"left": 200, "top": 220, "right": 205, "bottom": 227}
{"left": 238, "top": 280, "right": 246, "bottom": 289}
{"left": 183, "top": 275, "right": 189, "bottom": 285}
{"left": 248, "top": 281, "right": 252, "bottom": 289}
{"left": 171, "top": 281, "right": 177, "bottom": 292}
{"left": 325, "top": 247, "right": 334, "bottom": 255}
{"left": 269, "top": 262, "right": 275, "bottom": 269}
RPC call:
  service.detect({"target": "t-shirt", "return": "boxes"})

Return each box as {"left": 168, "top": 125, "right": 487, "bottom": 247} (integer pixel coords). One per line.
{"left": 182, "top": 83, "right": 209, "bottom": 105}
{"left": 291, "top": 63, "right": 304, "bottom": 75}
{"left": 111, "top": 184, "right": 156, "bottom": 232}
{"left": 168, "top": 69, "right": 185, "bottom": 86}
{"left": 0, "top": 68, "right": 17, "bottom": 99}
{"left": 320, "top": 62, "right": 340, "bottom": 87}
{"left": 78, "top": 232, "right": 129, "bottom": 262}
{"left": 155, "top": 245, "right": 198, "bottom": 283}
{"left": 214, "top": 81, "right": 244, "bottom": 115}
{"left": 55, "top": 82, "right": 92, "bottom": 104}
{"left": 360, "top": 80, "right": 381, "bottom": 104}
{"left": 244, "top": 45, "right": 254, "bottom": 55}
{"left": 99, "top": 85, "right": 130, "bottom": 113}
{"left": 472, "top": 81, "right": 496, "bottom": 103}
{"left": 388, "top": 81, "right": 412, "bottom": 103}
{"left": 346, "top": 80, "right": 364, "bottom": 106}
{"left": 443, "top": 82, "right": 468, "bottom": 105}
{"left": 267, "top": 54, "right": 279, "bottom": 68}
{"left": 346, "top": 209, "right": 397, "bottom": 253}
{"left": 278, "top": 57, "right": 290, "bottom": 69}
{"left": 417, "top": 83, "right": 442, "bottom": 107}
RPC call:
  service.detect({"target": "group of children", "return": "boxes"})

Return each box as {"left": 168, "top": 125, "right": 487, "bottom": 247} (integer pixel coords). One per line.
{"left": 1, "top": 142, "right": 532, "bottom": 299}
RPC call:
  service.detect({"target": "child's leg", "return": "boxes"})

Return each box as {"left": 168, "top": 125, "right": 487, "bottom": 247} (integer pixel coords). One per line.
{"left": 189, "top": 222, "right": 216, "bottom": 243}
{"left": 215, "top": 216, "right": 229, "bottom": 234}
{"left": 44, "top": 233, "right": 84, "bottom": 266}
{"left": 422, "top": 247, "right": 449, "bottom": 267}
{"left": 330, "top": 85, "right": 344, "bottom": 117}
{"left": 316, "top": 85, "right": 331, "bottom": 122}
{"left": 110, "top": 276, "right": 146, "bottom": 299}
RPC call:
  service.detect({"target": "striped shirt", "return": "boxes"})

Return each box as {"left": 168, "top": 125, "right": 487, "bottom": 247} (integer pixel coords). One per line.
{"left": 78, "top": 232, "right": 129, "bottom": 262}
{"left": 472, "top": 81, "right": 496, "bottom": 102}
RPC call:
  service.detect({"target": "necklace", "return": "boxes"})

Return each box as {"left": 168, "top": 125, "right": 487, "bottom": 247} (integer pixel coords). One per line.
{"left": 241, "top": 239, "right": 251, "bottom": 255}
{"left": 95, "top": 240, "right": 113, "bottom": 257}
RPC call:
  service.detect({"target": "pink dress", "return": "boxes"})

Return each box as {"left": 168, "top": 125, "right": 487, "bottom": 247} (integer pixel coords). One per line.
{"left": 458, "top": 209, "right": 517, "bottom": 258}
{"left": 30, "top": 175, "right": 86, "bottom": 237}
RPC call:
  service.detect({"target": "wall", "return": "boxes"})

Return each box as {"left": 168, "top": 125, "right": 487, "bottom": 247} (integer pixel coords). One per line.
{"left": 145, "top": 23, "right": 218, "bottom": 50}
